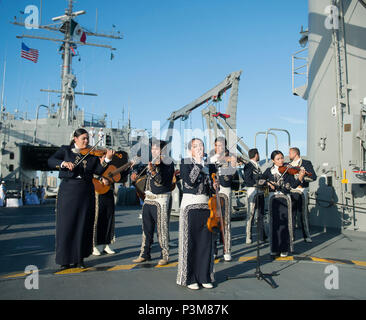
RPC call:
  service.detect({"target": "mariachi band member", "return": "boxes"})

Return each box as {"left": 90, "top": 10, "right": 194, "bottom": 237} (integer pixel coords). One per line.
{"left": 177, "top": 138, "right": 215, "bottom": 290}
{"left": 288, "top": 147, "right": 317, "bottom": 243}
{"left": 92, "top": 152, "right": 133, "bottom": 256}
{"left": 92, "top": 176, "right": 117, "bottom": 256}
{"left": 132, "top": 139, "right": 175, "bottom": 266}
{"left": 48, "top": 128, "right": 114, "bottom": 270}
{"left": 209, "top": 137, "right": 236, "bottom": 262}
{"left": 261, "top": 150, "right": 305, "bottom": 258}
{"left": 243, "top": 148, "right": 267, "bottom": 244}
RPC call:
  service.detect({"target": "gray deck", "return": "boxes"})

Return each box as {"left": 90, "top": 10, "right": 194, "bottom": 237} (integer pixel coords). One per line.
{"left": 1, "top": 202, "right": 366, "bottom": 300}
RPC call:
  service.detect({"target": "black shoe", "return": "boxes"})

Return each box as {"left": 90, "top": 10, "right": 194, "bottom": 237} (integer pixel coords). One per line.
{"left": 60, "top": 264, "right": 70, "bottom": 271}
{"left": 72, "top": 259, "right": 85, "bottom": 269}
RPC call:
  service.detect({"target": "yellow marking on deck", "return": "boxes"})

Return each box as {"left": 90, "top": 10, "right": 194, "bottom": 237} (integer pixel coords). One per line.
{"left": 3, "top": 256, "right": 366, "bottom": 280}
{"left": 310, "top": 257, "right": 336, "bottom": 264}
{"left": 275, "top": 256, "right": 294, "bottom": 261}
{"left": 2, "top": 272, "right": 28, "bottom": 279}
{"left": 155, "top": 262, "right": 178, "bottom": 268}
{"left": 352, "top": 260, "right": 366, "bottom": 267}
{"left": 54, "top": 267, "right": 87, "bottom": 275}
{"left": 2, "top": 270, "right": 39, "bottom": 279}
{"left": 107, "top": 264, "right": 137, "bottom": 271}
{"left": 238, "top": 256, "right": 256, "bottom": 262}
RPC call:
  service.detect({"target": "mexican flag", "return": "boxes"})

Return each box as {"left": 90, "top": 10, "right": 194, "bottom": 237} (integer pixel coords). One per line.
{"left": 70, "top": 19, "right": 86, "bottom": 43}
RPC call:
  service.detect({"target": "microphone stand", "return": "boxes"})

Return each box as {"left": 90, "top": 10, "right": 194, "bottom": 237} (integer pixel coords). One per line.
{"left": 226, "top": 179, "right": 278, "bottom": 288}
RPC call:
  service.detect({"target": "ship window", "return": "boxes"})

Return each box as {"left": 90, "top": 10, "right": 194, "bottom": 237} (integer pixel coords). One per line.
{"left": 10, "top": 152, "right": 14, "bottom": 160}
{"left": 106, "top": 135, "right": 112, "bottom": 146}
{"left": 327, "top": 176, "right": 332, "bottom": 187}
{"left": 9, "top": 164, "right": 14, "bottom": 172}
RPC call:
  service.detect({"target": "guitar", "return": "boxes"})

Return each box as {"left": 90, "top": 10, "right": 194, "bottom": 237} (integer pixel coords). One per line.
{"left": 132, "top": 168, "right": 179, "bottom": 201}
{"left": 93, "top": 157, "right": 139, "bottom": 195}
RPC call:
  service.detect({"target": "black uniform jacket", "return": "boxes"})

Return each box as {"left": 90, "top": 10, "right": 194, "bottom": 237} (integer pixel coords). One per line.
{"left": 243, "top": 161, "right": 263, "bottom": 188}
{"left": 262, "top": 166, "right": 302, "bottom": 194}
{"left": 48, "top": 145, "right": 109, "bottom": 180}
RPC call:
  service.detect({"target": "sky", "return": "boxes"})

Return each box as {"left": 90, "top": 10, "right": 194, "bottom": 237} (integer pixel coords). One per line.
{"left": 0, "top": 0, "right": 309, "bottom": 159}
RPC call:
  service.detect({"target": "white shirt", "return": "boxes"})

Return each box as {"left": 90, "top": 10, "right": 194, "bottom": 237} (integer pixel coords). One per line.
{"left": 290, "top": 157, "right": 302, "bottom": 167}
{"left": 0, "top": 185, "right": 5, "bottom": 200}
{"left": 270, "top": 165, "right": 280, "bottom": 176}
{"left": 250, "top": 159, "right": 259, "bottom": 170}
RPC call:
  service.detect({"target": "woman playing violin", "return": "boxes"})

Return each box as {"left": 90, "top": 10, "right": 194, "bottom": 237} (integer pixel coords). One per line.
{"left": 261, "top": 150, "right": 305, "bottom": 258}
{"left": 176, "top": 138, "right": 216, "bottom": 290}
{"left": 48, "top": 128, "right": 114, "bottom": 270}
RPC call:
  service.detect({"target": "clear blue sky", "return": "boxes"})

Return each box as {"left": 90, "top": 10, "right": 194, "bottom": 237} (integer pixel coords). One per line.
{"left": 0, "top": 0, "right": 309, "bottom": 158}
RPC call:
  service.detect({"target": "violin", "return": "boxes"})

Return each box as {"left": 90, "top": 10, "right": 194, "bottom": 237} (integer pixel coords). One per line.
{"left": 72, "top": 139, "right": 115, "bottom": 169}
{"left": 79, "top": 147, "right": 109, "bottom": 157}
{"left": 214, "top": 151, "right": 248, "bottom": 167}
{"left": 135, "top": 144, "right": 169, "bottom": 179}
{"left": 207, "top": 173, "right": 227, "bottom": 253}
{"left": 278, "top": 165, "right": 312, "bottom": 177}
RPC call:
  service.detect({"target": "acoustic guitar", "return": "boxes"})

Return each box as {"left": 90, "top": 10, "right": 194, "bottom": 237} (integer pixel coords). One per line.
{"left": 93, "top": 157, "right": 138, "bottom": 195}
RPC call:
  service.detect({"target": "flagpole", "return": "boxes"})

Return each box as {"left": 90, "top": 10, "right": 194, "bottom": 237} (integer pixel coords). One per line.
{"left": 39, "top": 0, "right": 42, "bottom": 26}
{"left": 0, "top": 58, "right": 6, "bottom": 121}
{"left": 95, "top": 8, "right": 98, "bottom": 33}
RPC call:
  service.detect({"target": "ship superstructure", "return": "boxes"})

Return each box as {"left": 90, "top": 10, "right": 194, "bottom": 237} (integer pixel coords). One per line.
{"left": 293, "top": 0, "right": 366, "bottom": 231}
{"left": 0, "top": 0, "right": 130, "bottom": 192}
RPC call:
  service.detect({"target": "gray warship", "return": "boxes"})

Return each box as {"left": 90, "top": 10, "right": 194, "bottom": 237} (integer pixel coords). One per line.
{"left": 0, "top": 0, "right": 366, "bottom": 301}
{"left": 0, "top": 0, "right": 130, "bottom": 197}
{"left": 294, "top": 0, "right": 366, "bottom": 233}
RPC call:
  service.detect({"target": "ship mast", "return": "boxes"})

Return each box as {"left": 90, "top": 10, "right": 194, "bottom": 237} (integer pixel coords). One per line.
{"left": 13, "top": 0, "right": 122, "bottom": 126}
{"left": 0, "top": 59, "right": 5, "bottom": 121}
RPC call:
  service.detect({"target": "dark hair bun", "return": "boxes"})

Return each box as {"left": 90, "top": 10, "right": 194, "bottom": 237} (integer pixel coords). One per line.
{"left": 270, "top": 150, "right": 284, "bottom": 160}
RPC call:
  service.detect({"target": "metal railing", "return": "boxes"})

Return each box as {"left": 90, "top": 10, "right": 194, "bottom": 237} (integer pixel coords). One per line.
{"left": 255, "top": 131, "right": 278, "bottom": 164}
{"left": 255, "top": 128, "right": 291, "bottom": 164}
{"left": 292, "top": 47, "right": 308, "bottom": 95}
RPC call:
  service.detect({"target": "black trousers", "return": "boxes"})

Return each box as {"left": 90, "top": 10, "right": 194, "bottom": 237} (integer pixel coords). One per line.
{"left": 247, "top": 194, "right": 266, "bottom": 241}
{"left": 140, "top": 202, "right": 170, "bottom": 260}
{"left": 95, "top": 189, "right": 115, "bottom": 245}
{"left": 270, "top": 197, "right": 291, "bottom": 254}
{"left": 291, "top": 193, "right": 308, "bottom": 240}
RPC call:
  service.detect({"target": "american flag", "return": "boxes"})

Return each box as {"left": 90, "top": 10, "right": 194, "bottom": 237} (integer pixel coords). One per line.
{"left": 21, "top": 42, "right": 39, "bottom": 63}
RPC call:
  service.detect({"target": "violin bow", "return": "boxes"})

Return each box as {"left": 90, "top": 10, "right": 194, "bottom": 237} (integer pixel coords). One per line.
{"left": 227, "top": 136, "right": 249, "bottom": 165}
